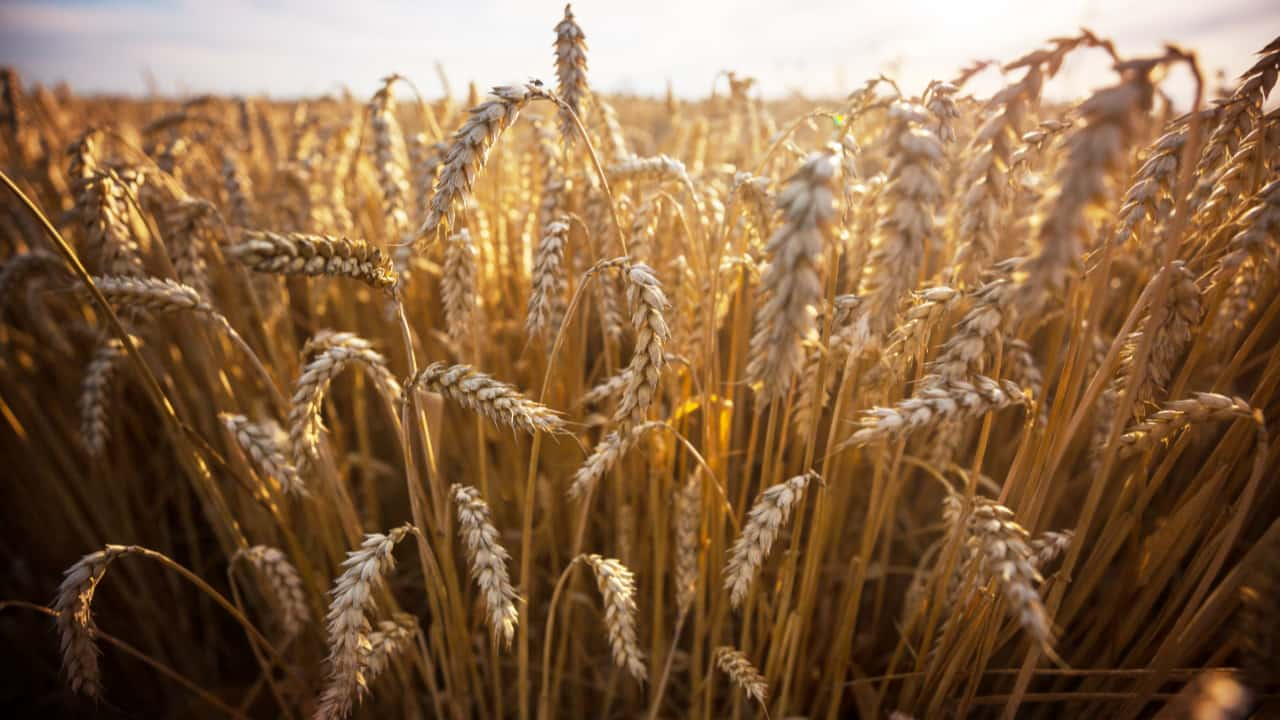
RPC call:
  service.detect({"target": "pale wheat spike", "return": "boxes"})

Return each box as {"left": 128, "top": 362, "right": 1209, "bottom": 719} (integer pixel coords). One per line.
{"left": 845, "top": 375, "right": 1026, "bottom": 449}
{"left": 369, "top": 80, "right": 413, "bottom": 244}
{"left": 731, "top": 171, "right": 775, "bottom": 239}
{"left": 1029, "top": 530, "right": 1074, "bottom": 571}
{"left": 81, "top": 169, "right": 145, "bottom": 277}
{"left": 582, "top": 554, "right": 646, "bottom": 682}
{"left": 220, "top": 413, "right": 305, "bottom": 496}
{"left": 946, "top": 495, "right": 1052, "bottom": 646}
{"left": 362, "top": 613, "right": 418, "bottom": 682}
{"left": 1191, "top": 35, "right": 1280, "bottom": 196}
{"left": 531, "top": 114, "right": 566, "bottom": 232}
{"left": 228, "top": 230, "right": 397, "bottom": 290}
{"left": 613, "top": 263, "right": 670, "bottom": 428}
{"left": 237, "top": 545, "right": 309, "bottom": 640}
{"left": 79, "top": 336, "right": 128, "bottom": 457}
{"left": 923, "top": 80, "right": 960, "bottom": 144}
{"left": 409, "top": 134, "right": 448, "bottom": 222}
{"left": 527, "top": 218, "right": 569, "bottom": 341}
{"left": 450, "top": 484, "right": 519, "bottom": 647}
{"left": 416, "top": 82, "right": 553, "bottom": 247}
{"left": 607, "top": 154, "right": 690, "bottom": 187}
{"left": 591, "top": 96, "right": 630, "bottom": 162}
{"left": 568, "top": 422, "right": 665, "bottom": 499}
{"left": 1113, "top": 262, "right": 1201, "bottom": 415}
{"left": 553, "top": 4, "right": 589, "bottom": 143}
{"left": 725, "top": 471, "right": 817, "bottom": 608}
{"left": 52, "top": 545, "right": 133, "bottom": 697}
{"left": 1023, "top": 62, "right": 1156, "bottom": 308}
{"left": 442, "top": 228, "right": 478, "bottom": 346}
{"left": 746, "top": 147, "right": 839, "bottom": 404}
{"left": 885, "top": 285, "right": 959, "bottom": 366}
{"left": 673, "top": 472, "right": 701, "bottom": 613}
{"left": 289, "top": 333, "right": 401, "bottom": 472}
{"left": 847, "top": 102, "right": 944, "bottom": 359}
{"left": 315, "top": 524, "right": 417, "bottom": 720}
{"left": 92, "top": 275, "right": 211, "bottom": 314}
{"left": 715, "top": 646, "right": 768, "bottom": 705}
{"left": 1193, "top": 111, "right": 1280, "bottom": 241}
{"left": 1118, "top": 393, "right": 1257, "bottom": 458}
{"left": 408, "top": 362, "right": 566, "bottom": 435}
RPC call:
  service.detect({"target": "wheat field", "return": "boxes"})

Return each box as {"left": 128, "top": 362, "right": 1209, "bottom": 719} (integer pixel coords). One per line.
{"left": 0, "top": 6, "right": 1278, "bottom": 718}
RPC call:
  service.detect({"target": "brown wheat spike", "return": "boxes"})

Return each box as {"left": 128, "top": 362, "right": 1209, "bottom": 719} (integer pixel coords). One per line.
{"left": 227, "top": 230, "right": 397, "bottom": 290}
{"left": 92, "top": 275, "right": 211, "bottom": 314}
{"left": 408, "top": 362, "right": 565, "bottom": 435}
{"left": 886, "top": 285, "right": 959, "bottom": 366}
{"left": 1112, "top": 125, "right": 1188, "bottom": 247}
{"left": 1216, "top": 178, "right": 1280, "bottom": 281}
{"left": 527, "top": 218, "right": 569, "bottom": 340}
{"left": 725, "top": 471, "right": 817, "bottom": 608}
{"left": 1023, "top": 60, "right": 1156, "bottom": 306}
{"left": 157, "top": 196, "right": 215, "bottom": 298}
{"left": 582, "top": 554, "right": 646, "bottom": 682}
{"left": 80, "top": 169, "right": 145, "bottom": 277}
{"left": 731, "top": 171, "right": 775, "bottom": 240}
{"left": 289, "top": 332, "right": 401, "bottom": 471}
{"left": 746, "top": 147, "right": 840, "bottom": 404}
{"left": 715, "top": 646, "right": 768, "bottom": 705}
{"left": 613, "top": 263, "right": 670, "bottom": 428}
{"left": 416, "top": 82, "right": 553, "bottom": 247}
{"left": 1118, "top": 393, "right": 1257, "bottom": 458}
{"left": 553, "top": 4, "right": 589, "bottom": 143}
{"left": 361, "top": 613, "right": 418, "bottom": 683}
{"left": 590, "top": 96, "right": 630, "bottom": 162}
{"left": 316, "top": 524, "right": 417, "bottom": 720}
{"left": 568, "top": 421, "right": 665, "bottom": 499}
{"left": 845, "top": 375, "right": 1026, "bottom": 449}
{"left": 221, "top": 152, "right": 256, "bottom": 228}
{"left": 1112, "top": 261, "right": 1201, "bottom": 415}
{"left": 220, "top": 413, "right": 305, "bottom": 496}
{"left": 52, "top": 545, "right": 134, "bottom": 697}
{"left": 1191, "top": 35, "right": 1280, "bottom": 198}
{"left": 369, "top": 80, "right": 412, "bottom": 243}
{"left": 673, "top": 471, "right": 701, "bottom": 613}
{"left": 442, "top": 228, "right": 478, "bottom": 345}
{"left": 79, "top": 336, "right": 129, "bottom": 457}
{"left": 945, "top": 495, "right": 1052, "bottom": 646}
{"left": 1193, "top": 110, "right": 1280, "bottom": 241}
{"left": 848, "top": 102, "right": 944, "bottom": 358}
{"left": 236, "top": 545, "right": 309, "bottom": 640}
{"left": 450, "top": 484, "right": 520, "bottom": 647}
{"left": 926, "top": 261, "right": 1021, "bottom": 382}
{"left": 0, "top": 250, "right": 69, "bottom": 311}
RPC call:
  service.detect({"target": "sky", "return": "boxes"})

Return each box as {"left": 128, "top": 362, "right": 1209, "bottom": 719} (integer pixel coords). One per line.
{"left": 1, "top": 0, "right": 1278, "bottom": 104}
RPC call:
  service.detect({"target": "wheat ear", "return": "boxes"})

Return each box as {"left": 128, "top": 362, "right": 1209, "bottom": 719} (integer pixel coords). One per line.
{"left": 408, "top": 362, "right": 565, "bottom": 434}
{"left": 583, "top": 554, "right": 646, "bottom": 682}
{"left": 725, "top": 471, "right": 817, "bottom": 608}
{"left": 451, "top": 484, "right": 519, "bottom": 647}
{"left": 613, "top": 262, "right": 670, "bottom": 428}
{"left": 53, "top": 545, "right": 132, "bottom": 696}
{"left": 845, "top": 375, "right": 1026, "bottom": 449}
{"left": 315, "top": 524, "right": 417, "bottom": 720}
{"left": 715, "top": 646, "right": 769, "bottom": 706}
{"left": 527, "top": 218, "right": 569, "bottom": 341}
{"left": 79, "top": 336, "right": 128, "bottom": 457}
{"left": 1118, "top": 393, "right": 1258, "bottom": 457}
{"left": 554, "top": 4, "right": 589, "bottom": 143}
{"left": 236, "top": 545, "right": 309, "bottom": 640}
{"left": 220, "top": 413, "right": 304, "bottom": 496}
{"left": 227, "top": 230, "right": 397, "bottom": 290}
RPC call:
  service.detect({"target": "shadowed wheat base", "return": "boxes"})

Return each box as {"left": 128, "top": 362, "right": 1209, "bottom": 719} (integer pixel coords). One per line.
{"left": 1, "top": 8, "right": 1278, "bottom": 720}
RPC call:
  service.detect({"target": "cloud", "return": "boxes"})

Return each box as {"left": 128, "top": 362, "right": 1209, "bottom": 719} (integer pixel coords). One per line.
{"left": 1, "top": 0, "right": 1276, "bottom": 101}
